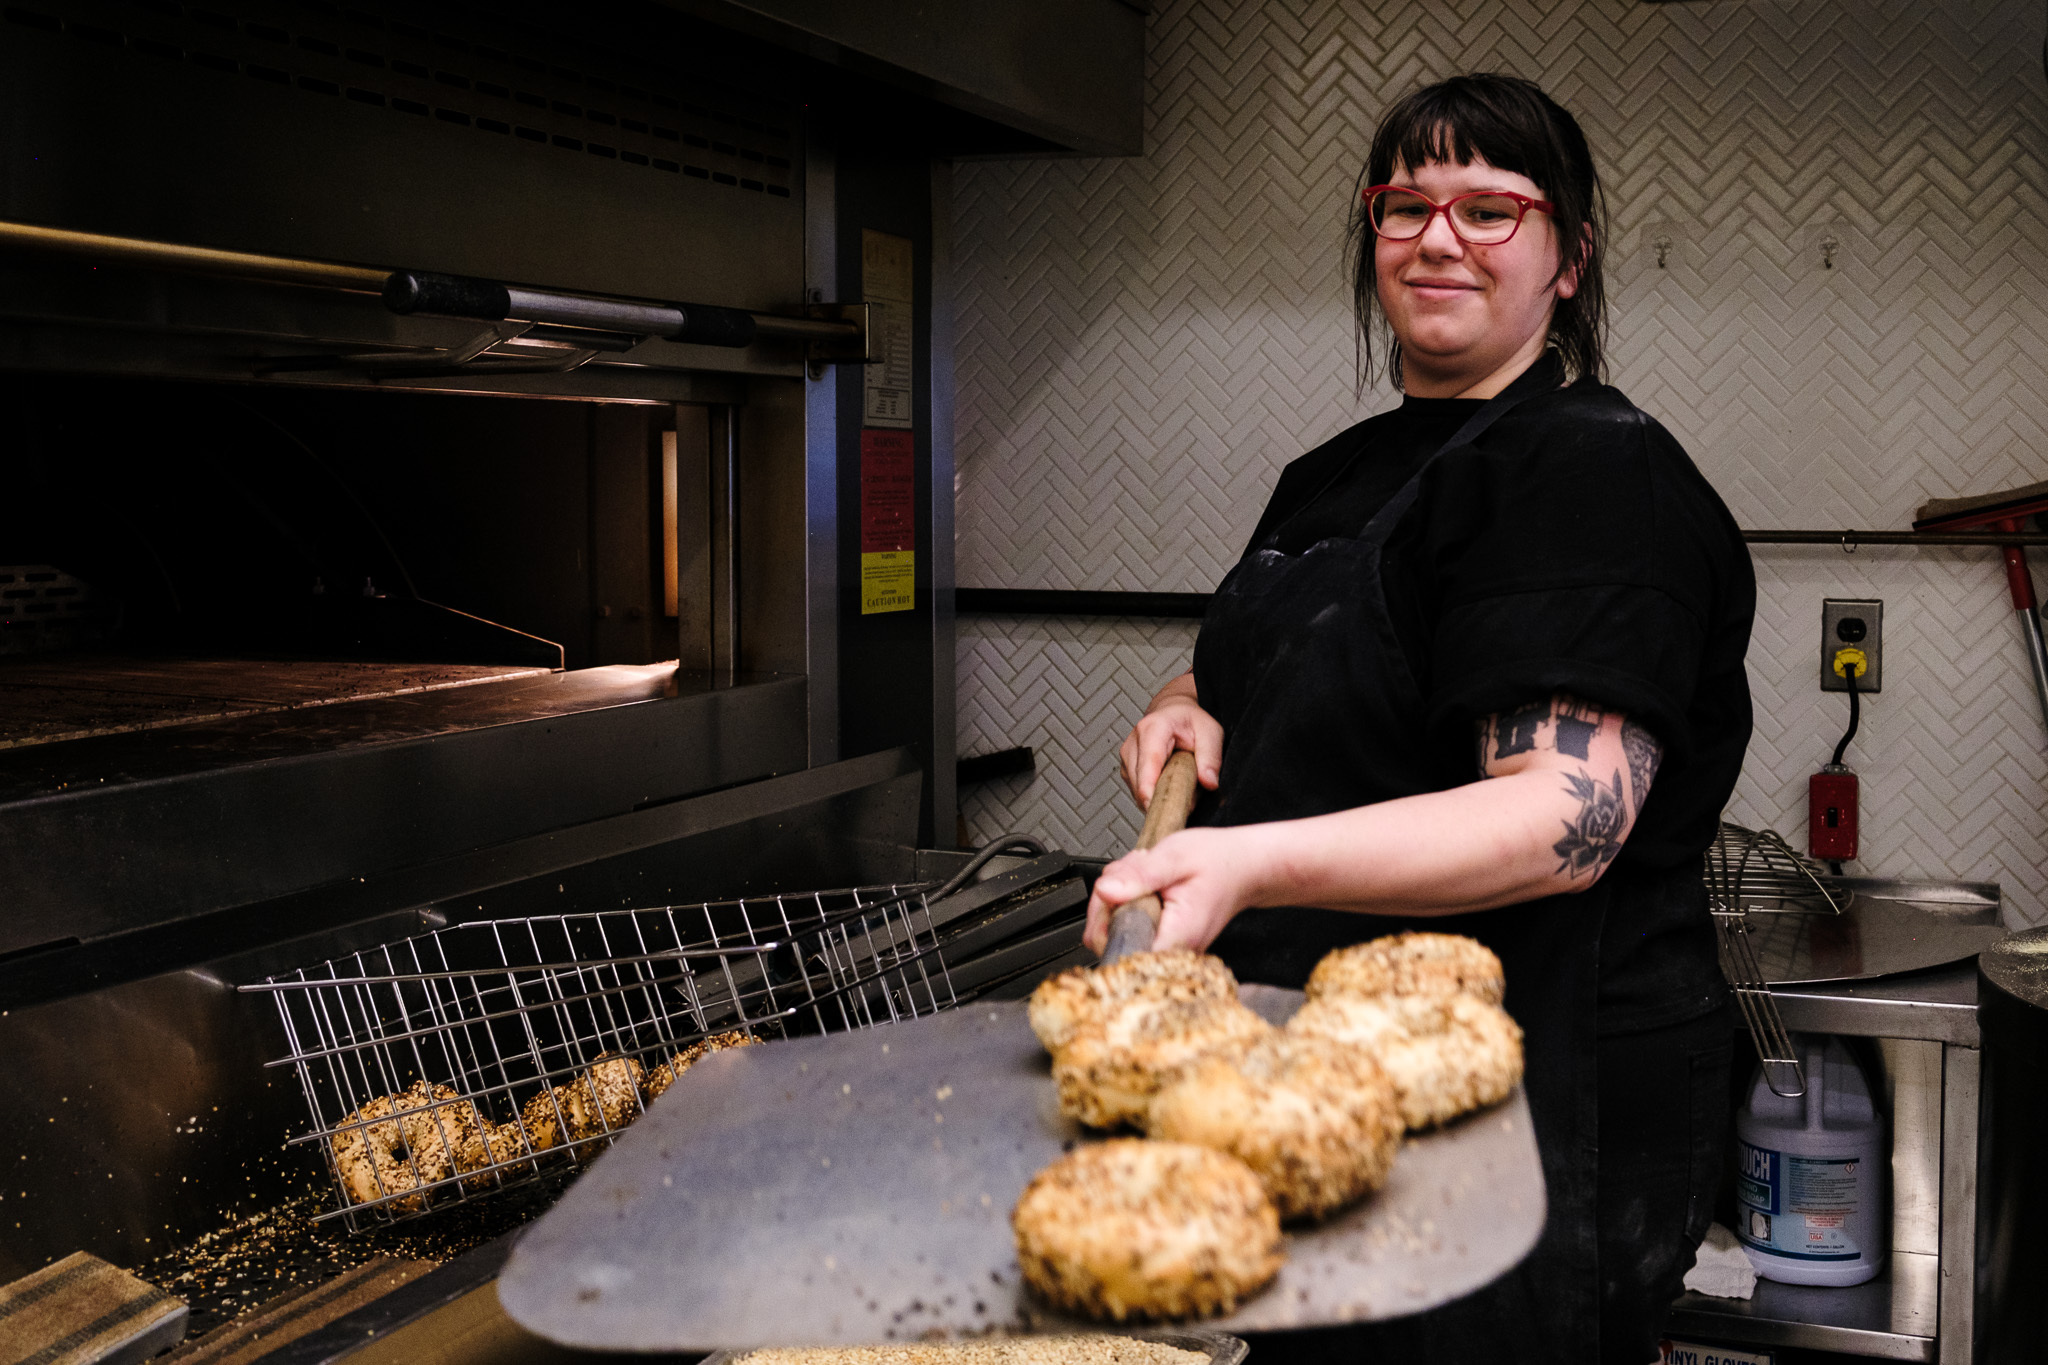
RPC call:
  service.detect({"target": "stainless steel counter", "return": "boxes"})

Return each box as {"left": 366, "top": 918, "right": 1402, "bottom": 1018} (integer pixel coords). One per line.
{"left": 1774, "top": 962, "right": 1980, "bottom": 1045}
{"left": 1671, "top": 1251, "right": 1938, "bottom": 1361}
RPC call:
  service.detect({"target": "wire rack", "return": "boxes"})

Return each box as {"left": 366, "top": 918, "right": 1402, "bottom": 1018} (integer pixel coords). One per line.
{"left": 1705, "top": 823, "right": 1846, "bottom": 1099}
{"left": 242, "top": 881, "right": 959, "bottom": 1230}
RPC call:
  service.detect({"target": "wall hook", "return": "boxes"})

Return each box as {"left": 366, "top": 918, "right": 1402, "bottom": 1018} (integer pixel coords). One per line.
{"left": 1653, "top": 235, "right": 1671, "bottom": 269}
{"left": 1821, "top": 234, "right": 1839, "bottom": 270}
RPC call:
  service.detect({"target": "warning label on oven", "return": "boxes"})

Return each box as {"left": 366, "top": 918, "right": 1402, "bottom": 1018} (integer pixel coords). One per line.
{"left": 861, "top": 428, "right": 915, "bottom": 614}
{"left": 861, "top": 552, "right": 914, "bottom": 614}
{"left": 863, "top": 230, "right": 914, "bottom": 430}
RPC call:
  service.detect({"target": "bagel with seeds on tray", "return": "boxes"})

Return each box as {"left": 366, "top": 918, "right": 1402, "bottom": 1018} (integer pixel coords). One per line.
{"left": 1145, "top": 1029, "right": 1404, "bottom": 1220}
{"left": 1287, "top": 991, "right": 1524, "bottom": 1131}
{"left": 1011, "top": 1138, "right": 1284, "bottom": 1321}
{"left": 1052, "top": 991, "right": 1272, "bottom": 1130}
{"left": 1028, "top": 950, "right": 1239, "bottom": 1054}
{"left": 456, "top": 1116, "right": 535, "bottom": 1189}
{"left": 556, "top": 1053, "right": 645, "bottom": 1141}
{"left": 1305, "top": 931, "right": 1505, "bottom": 1006}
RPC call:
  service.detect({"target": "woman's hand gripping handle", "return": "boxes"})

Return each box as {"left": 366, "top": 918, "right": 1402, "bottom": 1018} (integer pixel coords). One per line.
{"left": 1099, "top": 750, "right": 1203, "bottom": 963}
{"left": 1118, "top": 671, "right": 1222, "bottom": 809}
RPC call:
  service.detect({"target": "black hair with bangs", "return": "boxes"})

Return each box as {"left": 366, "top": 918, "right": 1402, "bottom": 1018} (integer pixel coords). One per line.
{"left": 1351, "top": 73, "right": 1608, "bottom": 388}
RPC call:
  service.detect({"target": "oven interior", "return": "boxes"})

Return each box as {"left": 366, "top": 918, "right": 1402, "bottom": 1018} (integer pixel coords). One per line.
{"left": 2, "top": 374, "right": 673, "bottom": 677}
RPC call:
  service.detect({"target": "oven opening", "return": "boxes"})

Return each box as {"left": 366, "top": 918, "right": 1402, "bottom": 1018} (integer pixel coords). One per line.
{"left": 1, "top": 373, "right": 693, "bottom": 751}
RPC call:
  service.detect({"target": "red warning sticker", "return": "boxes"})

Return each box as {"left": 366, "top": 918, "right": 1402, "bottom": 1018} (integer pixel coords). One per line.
{"left": 860, "top": 429, "right": 915, "bottom": 614}
{"left": 860, "top": 429, "right": 915, "bottom": 554}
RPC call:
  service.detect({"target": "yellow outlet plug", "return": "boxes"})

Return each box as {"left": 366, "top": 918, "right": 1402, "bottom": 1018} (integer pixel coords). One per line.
{"left": 1823, "top": 599, "right": 1881, "bottom": 692}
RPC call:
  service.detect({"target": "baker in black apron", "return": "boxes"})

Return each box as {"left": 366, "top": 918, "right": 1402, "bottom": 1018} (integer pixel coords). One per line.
{"left": 1082, "top": 75, "right": 1755, "bottom": 1363}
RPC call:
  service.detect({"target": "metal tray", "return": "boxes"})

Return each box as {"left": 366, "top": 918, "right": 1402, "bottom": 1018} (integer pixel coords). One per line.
{"left": 499, "top": 986, "right": 1545, "bottom": 1349}
{"left": 1744, "top": 879, "right": 2007, "bottom": 984}
{"left": 698, "top": 1327, "right": 1248, "bottom": 1365}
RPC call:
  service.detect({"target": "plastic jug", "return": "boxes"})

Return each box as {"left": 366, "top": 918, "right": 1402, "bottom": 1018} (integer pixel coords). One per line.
{"left": 1733, "top": 1033, "right": 1887, "bottom": 1286}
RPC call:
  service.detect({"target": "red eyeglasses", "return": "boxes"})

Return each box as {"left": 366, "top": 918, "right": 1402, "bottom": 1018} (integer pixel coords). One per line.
{"left": 1361, "top": 184, "right": 1555, "bottom": 246}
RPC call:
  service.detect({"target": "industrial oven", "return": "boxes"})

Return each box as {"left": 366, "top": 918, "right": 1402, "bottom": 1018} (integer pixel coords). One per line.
{"left": 0, "top": 0, "right": 1144, "bottom": 1349}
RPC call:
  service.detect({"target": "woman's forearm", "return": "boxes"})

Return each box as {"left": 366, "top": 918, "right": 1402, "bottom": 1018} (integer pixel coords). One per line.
{"left": 1236, "top": 698, "right": 1647, "bottom": 916}
{"left": 1087, "top": 695, "right": 1653, "bottom": 952}
{"left": 1232, "top": 768, "right": 1609, "bottom": 916}
{"left": 1149, "top": 669, "right": 1199, "bottom": 710}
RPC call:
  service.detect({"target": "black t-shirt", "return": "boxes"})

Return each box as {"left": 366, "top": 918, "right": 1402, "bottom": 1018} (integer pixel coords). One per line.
{"left": 1222, "top": 353, "right": 1755, "bottom": 1026}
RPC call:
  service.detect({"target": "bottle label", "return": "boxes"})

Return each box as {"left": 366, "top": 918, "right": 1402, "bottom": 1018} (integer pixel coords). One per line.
{"left": 1734, "top": 1140, "right": 1864, "bottom": 1260}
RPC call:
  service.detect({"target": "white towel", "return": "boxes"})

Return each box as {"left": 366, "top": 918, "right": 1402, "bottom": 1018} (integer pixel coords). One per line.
{"left": 1681, "top": 1222, "right": 1757, "bottom": 1300}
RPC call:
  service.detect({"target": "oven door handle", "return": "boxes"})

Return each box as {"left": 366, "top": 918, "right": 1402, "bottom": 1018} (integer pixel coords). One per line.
{"left": 0, "top": 218, "right": 865, "bottom": 358}
{"left": 382, "top": 269, "right": 868, "bottom": 357}
{"left": 383, "top": 269, "right": 758, "bottom": 347}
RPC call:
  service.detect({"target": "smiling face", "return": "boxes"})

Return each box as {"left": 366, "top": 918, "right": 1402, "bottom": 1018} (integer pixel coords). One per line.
{"left": 1374, "top": 155, "right": 1576, "bottom": 398}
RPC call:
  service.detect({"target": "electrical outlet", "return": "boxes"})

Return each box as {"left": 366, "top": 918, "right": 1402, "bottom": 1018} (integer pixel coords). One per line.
{"left": 1821, "top": 598, "right": 1883, "bottom": 693}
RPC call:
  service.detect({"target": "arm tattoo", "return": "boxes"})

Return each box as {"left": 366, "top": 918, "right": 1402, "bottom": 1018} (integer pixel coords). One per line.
{"left": 1479, "top": 695, "right": 1609, "bottom": 775}
{"left": 1491, "top": 701, "right": 1549, "bottom": 761}
{"left": 1621, "top": 720, "right": 1663, "bottom": 819}
{"left": 1473, "top": 695, "right": 1639, "bottom": 876}
{"left": 1554, "top": 769, "right": 1629, "bottom": 877}
{"left": 1553, "top": 696, "right": 1607, "bottom": 759}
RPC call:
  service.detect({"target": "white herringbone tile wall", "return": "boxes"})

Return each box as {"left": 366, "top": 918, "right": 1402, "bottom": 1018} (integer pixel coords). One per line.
{"left": 952, "top": 0, "right": 2048, "bottom": 925}
{"left": 957, "top": 616, "right": 1203, "bottom": 856}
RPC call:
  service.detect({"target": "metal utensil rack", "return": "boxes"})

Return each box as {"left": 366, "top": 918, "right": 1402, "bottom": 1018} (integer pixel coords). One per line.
{"left": 243, "top": 881, "right": 962, "bottom": 1231}
{"left": 1706, "top": 822, "right": 1850, "bottom": 1098}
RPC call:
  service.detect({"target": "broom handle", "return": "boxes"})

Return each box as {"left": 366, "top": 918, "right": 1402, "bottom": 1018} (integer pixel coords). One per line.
{"left": 1992, "top": 519, "right": 2048, "bottom": 737}
{"left": 1100, "top": 750, "right": 1202, "bottom": 963}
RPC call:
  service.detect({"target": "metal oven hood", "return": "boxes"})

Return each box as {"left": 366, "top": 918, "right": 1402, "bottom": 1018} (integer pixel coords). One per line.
{"left": 0, "top": 0, "right": 819, "bottom": 395}
{"left": 659, "top": 0, "right": 1146, "bottom": 156}
{"left": 0, "top": 0, "right": 1141, "bottom": 396}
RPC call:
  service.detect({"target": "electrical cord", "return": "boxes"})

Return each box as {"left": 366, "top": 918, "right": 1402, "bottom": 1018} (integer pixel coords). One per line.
{"left": 1825, "top": 658, "right": 1861, "bottom": 878}
{"left": 1831, "top": 661, "right": 1860, "bottom": 767}
{"left": 930, "top": 834, "right": 1049, "bottom": 902}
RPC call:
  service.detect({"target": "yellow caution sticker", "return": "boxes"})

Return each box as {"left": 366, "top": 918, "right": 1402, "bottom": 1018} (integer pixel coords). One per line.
{"left": 860, "top": 551, "right": 915, "bottom": 615}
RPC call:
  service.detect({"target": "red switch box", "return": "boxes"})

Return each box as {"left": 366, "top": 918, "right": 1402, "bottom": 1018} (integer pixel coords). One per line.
{"left": 1809, "top": 769, "right": 1859, "bottom": 862}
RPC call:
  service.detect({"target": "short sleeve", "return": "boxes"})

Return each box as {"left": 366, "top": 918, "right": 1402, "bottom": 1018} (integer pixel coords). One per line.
{"left": 1405, "top": 391, "right": 1728, "bottom": 762}
{"left": 1426, "top": 583, "right": 1705, "bottom": 760}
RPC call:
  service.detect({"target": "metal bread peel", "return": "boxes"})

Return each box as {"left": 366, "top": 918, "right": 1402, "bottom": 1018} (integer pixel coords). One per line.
{"left": 495, "top": 989, "right": 1543, "bottom": 1348}
{"left": 497, "top": 744, "right": 1544, "bottom": 1349}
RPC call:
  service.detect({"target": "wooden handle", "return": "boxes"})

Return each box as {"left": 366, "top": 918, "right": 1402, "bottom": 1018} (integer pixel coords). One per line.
{"left": 1102, "top": 750, "right": 1202, "bottom": 962}
{"left": 1135, "top": 749, "right": 1201, "bottom": 850}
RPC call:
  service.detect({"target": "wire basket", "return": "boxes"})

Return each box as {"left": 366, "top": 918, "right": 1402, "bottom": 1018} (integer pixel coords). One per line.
{"left": 242, "top": 881, "right": 959, "bottom": 1230}
{"left": 1705, "top": 823, "right": 1845, "bottom": 1099}
{"left": 1704, "top": 823, "right": 1848, "bottom": 917}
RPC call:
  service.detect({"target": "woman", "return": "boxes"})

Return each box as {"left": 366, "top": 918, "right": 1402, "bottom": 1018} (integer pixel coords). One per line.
{"left": 1084, "top": 74, "right": 1754, "bottom": 1363}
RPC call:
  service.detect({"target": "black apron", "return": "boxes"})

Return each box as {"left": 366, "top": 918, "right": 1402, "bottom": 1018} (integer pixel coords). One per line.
{"left": 1193, "top": 382, "right": 1606, "bottom": 1361}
